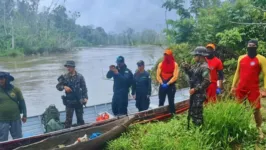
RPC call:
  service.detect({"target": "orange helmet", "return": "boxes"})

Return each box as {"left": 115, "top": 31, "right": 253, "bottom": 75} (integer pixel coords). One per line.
{"left": 206, "top": 44, "right": 216, "bottom": 51}
{"left": 164, "top": 48, "right": 173, "bottom": 55}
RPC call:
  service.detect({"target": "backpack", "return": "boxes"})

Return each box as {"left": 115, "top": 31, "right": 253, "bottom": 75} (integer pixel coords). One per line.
{"left": 41, "top": 105, "right": 64, "bottom": 133}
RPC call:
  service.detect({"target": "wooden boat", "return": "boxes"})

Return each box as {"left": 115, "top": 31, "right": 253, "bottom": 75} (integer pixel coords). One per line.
{"left": 0, "top": 118, "right": 119, "bottom": 150}
{"left": 15, "top": 99, "right": 190, "bottom": 150}
{"left": 15, "top": 116, "right": 136, "bottom": 150}
{"left": 134, "top": 99, "right": 189, "bottom": 124}
{"left": 0, "top": 88, "right": 189, "bottom": 150}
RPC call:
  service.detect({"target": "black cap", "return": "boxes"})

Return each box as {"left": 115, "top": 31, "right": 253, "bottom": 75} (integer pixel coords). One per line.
{"left": 116, "top": 56, "right": 125, "bottom": 63}
{"left": 248, "top": 39, "right": 258, "bottom": 47}
{"left": 0, "top": 72, "right": 14, "bottom": 81}
{"left": 137, "top": 60, "right": 145, "bottom": 66}
{"left": 64, "top": 60, "right": 75, "bottom": 67}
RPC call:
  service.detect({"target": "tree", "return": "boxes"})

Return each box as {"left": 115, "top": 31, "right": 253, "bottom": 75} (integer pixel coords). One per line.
{"left": 159, "top": 0, "right": 266, "bottom": 90}
{"left": 0, "top": 1, "right": 164, "bottom": 56}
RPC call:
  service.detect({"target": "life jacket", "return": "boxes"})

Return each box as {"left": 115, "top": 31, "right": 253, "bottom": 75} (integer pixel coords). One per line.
{"left": 41, "top": 105, "right": 64, "bottom": 133}
{"left": 96, "top": 112, "right": 110, "bottom": 122}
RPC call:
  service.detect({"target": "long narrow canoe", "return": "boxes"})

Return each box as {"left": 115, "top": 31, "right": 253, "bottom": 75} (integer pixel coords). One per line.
{"left": 134, "top": 99, "right": 189, "bottom": 124}
{"left": 15, "top": 116, "right": 136, "bottom": 150}
{"left": 15, "top": 99, "right": 190, "bottom": 150}
{"left": 0, "top": 118, "right": 119, "bottom": 150}
{"left": 0, "top": 88, "right": 189, "bottom": 150}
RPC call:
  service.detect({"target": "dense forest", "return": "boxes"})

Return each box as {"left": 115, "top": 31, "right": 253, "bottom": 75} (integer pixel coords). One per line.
{"left": 0, "top": 0, "right": 165, "bottom": 56}
{"left": 150, "top": 0, "right": 266, "bottom": 92}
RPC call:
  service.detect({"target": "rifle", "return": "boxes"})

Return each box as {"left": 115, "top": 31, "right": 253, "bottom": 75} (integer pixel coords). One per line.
{"left": 181, "top": 64, "right": 194, "bottom": 130}
{"left": 58, "top": 75, "right": 86, "bottom": 107}
{"left": 187, "top": 78, "right": 195, "bottom": 130}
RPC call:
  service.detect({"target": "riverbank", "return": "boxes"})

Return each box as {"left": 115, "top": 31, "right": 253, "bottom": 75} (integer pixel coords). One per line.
{"left": 107, "top": 100, "right": 265, "bottom": 150}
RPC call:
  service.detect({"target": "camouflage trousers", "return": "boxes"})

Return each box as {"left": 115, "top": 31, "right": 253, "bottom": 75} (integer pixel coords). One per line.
{"left": 65, "top": 105, "right": 84, "bottom": 128}
{"left": 189, "top": 94, "right": 205, "bottom": 126}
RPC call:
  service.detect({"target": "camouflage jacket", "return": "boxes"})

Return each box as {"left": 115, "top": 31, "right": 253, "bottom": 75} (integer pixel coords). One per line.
{"left": 56, "top": 72, "right": 88, "bottom": 100}
{"left": 184, "top": 62, "right": 210, "bottom": 94}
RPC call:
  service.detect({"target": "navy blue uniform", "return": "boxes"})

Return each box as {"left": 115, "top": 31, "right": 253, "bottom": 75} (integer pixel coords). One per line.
{"left": 106, "top": 65, "right": 133, "bottom": 116}
{"left": 132, "top": 71, "right": 152, "bottom": 112}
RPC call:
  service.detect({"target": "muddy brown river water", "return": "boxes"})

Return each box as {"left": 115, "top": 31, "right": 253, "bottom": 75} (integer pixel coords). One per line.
{"left": 0, "top": 46, "right": 164, "bottom": 116}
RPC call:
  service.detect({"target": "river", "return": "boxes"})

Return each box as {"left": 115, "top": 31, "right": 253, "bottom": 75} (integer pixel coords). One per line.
{"left": 0, "top": 46, "right": 164, "bottom": 117}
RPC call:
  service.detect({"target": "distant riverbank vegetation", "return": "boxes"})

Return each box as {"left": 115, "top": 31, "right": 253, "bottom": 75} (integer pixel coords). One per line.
{"left": 0, "top": 0, "right": 166, "bottom": 57}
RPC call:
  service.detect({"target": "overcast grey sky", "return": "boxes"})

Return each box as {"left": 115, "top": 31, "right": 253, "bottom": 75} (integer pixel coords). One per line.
{"left": 39, "top": 0, "right": 181, "bottom": 32}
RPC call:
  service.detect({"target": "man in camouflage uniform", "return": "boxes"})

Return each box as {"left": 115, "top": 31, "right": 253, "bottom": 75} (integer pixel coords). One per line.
{"left": 182, "top": 46, "right": 211, "bottom": 127}
{"left": 56, "top": 60, "right": 88, "bottom": 128}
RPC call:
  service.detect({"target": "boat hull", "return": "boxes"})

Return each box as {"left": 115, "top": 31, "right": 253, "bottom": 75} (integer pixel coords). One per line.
{"left": 0, "top": 118, "right": 117, "bottom": 150}
{"left": 15, "top": 116, "right": 136, "bottom": 150}
{"left": 15, "top": 100, "right": 190, "bottom": 150}
{"left": 0, "top": 88, "right": 189, "bottom": 150}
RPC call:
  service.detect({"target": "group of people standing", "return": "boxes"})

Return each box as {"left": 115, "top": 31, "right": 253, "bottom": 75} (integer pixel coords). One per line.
{"left": 183, "top": 39, "right": 266, "bottom": 138}
{"left": 106, "top": 39, "right": 266, "bottom": 139}
{"left": 0, "top": 39, "right": 266, "bottom": 142}
{"left": 105, "top": 50, "right": 179, "bottom": 117}
{"left": 106, "top": 43, "right": 223, "bottom": 124}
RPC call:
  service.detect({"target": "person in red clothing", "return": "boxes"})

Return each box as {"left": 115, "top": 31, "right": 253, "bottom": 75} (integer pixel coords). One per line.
{"left": 231, "top": 39, "right": 266, "bottom": 138}
{"left": 205, "top": 44, "right": 224, "bottom": 103}
{"left": 156, "top": 48, "right": 179, "bottom": 115}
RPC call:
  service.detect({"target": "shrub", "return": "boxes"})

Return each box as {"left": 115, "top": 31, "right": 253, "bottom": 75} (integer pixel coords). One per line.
{"left": 203, "top": 100, "right": 256, "bottom": 149}
{"left": 107, "top": 100, "right": 259, "bottom": 150}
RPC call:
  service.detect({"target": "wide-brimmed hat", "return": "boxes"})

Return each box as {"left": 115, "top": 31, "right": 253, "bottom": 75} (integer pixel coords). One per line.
{"left": 64, "top": 60, "right": 75, "bottom": 67}
{"left": 190, "top": 46, "right": 209, "bottom": 57}
{"left": 0, "top": 71, "right": 14, "bottom": 81}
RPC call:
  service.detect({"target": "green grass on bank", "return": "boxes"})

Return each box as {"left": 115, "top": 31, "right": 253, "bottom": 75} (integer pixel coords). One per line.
{"left": 107, "top": 100, "right": 266, "bottom": 150}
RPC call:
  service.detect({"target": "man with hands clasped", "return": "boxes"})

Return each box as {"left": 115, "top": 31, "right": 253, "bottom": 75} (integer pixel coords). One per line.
{"left": 156, "top": 48, "right": 179, "bottom": 115}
